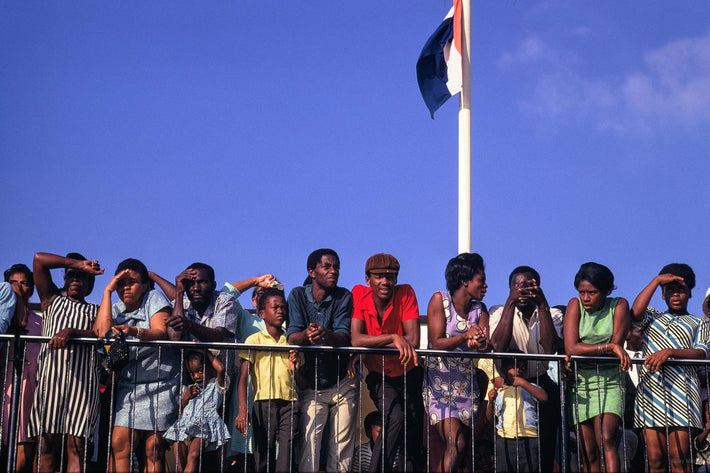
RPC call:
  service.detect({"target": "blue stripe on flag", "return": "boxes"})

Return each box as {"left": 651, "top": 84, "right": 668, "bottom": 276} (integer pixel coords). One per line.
{"left": 416, "top": 15, "right": 455, "bottom": 118}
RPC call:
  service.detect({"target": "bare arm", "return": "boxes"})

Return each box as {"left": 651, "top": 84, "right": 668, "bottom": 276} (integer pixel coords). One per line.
{"left": 533, "top": 288, "right": 559, "bottom": 354}
{"left": 513, "top": 376, "right": 548, "bottom": 402}
{"left": 228, "top": 274, "right": 276, "bottom": 294}
{"left": 33, "top": 252, "right": 104, "bottom": 304}
{"left": 350, "top": 317, "right": 419, "bottom": 366}
{"left": 148, "top": 271, "right": 176, "bottom": 300}
{"left": 490, "top": 296, "right": 517, "bottom": 352}
{"left": 631, "top": 274, "right": 686, "bottom": 321}
{"left": 428, "top": 292, "right": 468, "bottom": 351}
{"left": 93, "top": 269, "right": 126, "bottom": 337}
{"left": 9, "top": 284, "right": 28, "bottom": 331}
{"left": 563, "top": 297, "right": 630, "bottom": 370}
{"left": 235, "top": 359, "right": 251, "bottom": 435}
{"left": 208, "top": 350, "right": 227, "bottom": 388}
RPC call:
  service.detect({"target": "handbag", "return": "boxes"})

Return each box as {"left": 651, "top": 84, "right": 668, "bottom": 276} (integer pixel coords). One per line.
{"left": 104, "top": 329, "right": 129, "bottom": 372}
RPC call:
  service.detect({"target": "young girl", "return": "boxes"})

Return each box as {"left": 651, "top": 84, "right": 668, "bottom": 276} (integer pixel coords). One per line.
{"left": 632, "top": 264, "right": 709, "bottom": 473}
{"left": 563, "top": 262, "right": 630, "bottom": 473}
{"left": 164, "top": 349, "right": 231, "bottom": 473}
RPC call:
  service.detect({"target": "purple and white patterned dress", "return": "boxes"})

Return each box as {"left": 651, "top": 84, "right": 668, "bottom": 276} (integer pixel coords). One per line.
{"left": 423, "top": 291, "right": 482, "bottom": 426}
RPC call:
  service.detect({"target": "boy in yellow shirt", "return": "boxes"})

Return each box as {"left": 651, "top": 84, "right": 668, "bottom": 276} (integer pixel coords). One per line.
{"left": 236, "top": 288, "right": 305, "bottom": 472}
{"left": 487, "top": 356, "right": 548, "bottom": 473}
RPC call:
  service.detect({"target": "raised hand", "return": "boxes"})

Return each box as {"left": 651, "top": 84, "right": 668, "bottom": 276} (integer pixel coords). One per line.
{"left": 175, "top": 268, "right": 198, "bottom": 292}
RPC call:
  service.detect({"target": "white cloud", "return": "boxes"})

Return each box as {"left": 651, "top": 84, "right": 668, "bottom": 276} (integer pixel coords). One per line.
{"left": 498, "top": 37, "right": 559, "bottom": 68}
{"left": 502, "top": 31, "right": 710, "bottom": 134}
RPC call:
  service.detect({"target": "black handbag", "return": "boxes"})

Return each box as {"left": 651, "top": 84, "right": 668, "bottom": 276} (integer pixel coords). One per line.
{"left": 104, "top": 330, "right": 129, "bottom": 372}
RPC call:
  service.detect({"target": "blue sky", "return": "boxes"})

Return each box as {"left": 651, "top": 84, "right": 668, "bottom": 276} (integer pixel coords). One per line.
{"left": 2, "top": 1, "right": 709, "bottom": 314}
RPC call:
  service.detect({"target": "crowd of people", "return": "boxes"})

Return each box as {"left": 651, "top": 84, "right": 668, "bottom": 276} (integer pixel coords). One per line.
{"left": 0, "top": 249, "right": 709, "bottom": 473}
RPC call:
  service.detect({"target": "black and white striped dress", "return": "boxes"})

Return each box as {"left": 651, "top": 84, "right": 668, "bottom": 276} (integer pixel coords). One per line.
{"left": 28, "top": 295, "right": 101, "bottom": 439}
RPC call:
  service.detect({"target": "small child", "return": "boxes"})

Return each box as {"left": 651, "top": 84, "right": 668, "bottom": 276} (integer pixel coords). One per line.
{"left": 487, "top": 357, "right": 548, "bottom": 473}
{"left": 351, "top": 411, "right": 382, "bottom": 473}
{"left": 164, "top": 349, "right": 231, "bottom": 473}
{"left": 235, "top": 288, "right": 306, "bottom": 473}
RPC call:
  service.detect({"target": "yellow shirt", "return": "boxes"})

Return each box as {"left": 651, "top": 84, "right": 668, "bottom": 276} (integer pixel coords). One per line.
{"left": 495, "top": 384, "right": 539, "bottom": 439}
{"left": 239, "top": 329, "right": 302, "bottom": 402}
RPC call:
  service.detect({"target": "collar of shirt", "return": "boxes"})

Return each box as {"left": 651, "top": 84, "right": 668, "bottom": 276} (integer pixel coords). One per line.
{"left": 357, "top": 285, "right": 395, "bottom": 324}
{"left": 114, "top": 292, "right": 149, "bottom": 322}
{"left": 304, "top": 283, "right": 336, "bottom": 308}
{"left": 182, "top": 291, "right": 219, "bottom": 323}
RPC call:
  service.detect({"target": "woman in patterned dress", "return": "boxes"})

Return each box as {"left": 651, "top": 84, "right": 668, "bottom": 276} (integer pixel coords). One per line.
{"left": 563, "top": 262, "right": 630, "bottom": 473}
{"left": 631, "top": 264, "right": 709, "bottom": 473}
{"left": 424, "top": 253, "right": 490, "bottom": 473}
{"left": 28, "top": 252, "right": 104, "bottom": 473}
{"left": 94, "top": 258, "right": 179, "bottom": 473}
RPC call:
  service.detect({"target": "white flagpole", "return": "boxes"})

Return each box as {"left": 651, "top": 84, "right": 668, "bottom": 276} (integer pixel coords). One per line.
{"left": 458, "top": 0, "right": 472, "bottom": 254}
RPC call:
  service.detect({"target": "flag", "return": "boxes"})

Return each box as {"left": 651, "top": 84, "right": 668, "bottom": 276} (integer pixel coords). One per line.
{"left": 416, "top": 0, "right": 463, "bottom": 118}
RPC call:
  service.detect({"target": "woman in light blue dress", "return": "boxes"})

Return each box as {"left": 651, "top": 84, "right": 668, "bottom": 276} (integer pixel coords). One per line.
{"left": 94, "top": 258, "right": 180, "bottom": 473}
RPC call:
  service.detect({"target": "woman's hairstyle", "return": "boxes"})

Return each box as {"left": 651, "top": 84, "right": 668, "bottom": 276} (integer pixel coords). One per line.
{"left": 445, "top": 253, "right": 485, "bottom": 294}
{"left": 574, "top": 262, "right": 616, "bottom": 294}
{"left": 659, "top": 263, "right": 695, "bottom": 290}
{"left": 65, "top": 252, "right": 95, "bottom": 296}
{"left": 508, "top": 265, "right": 540, "bottom": 287}
{"left": 4, "top": 263, "right": 34, "bottom": 292}
{"left": 115, "top": 258, "right": 154, "bottom": 290}
{"left": 256, "top": 287, "right": 286, "bottom": 312}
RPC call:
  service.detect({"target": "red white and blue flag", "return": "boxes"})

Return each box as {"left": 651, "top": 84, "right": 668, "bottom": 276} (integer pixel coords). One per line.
{"left": 416, "top": 0, "right": 463, "bottom": 118}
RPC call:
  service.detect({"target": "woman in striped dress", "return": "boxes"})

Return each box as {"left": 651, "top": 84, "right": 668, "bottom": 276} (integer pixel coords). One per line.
{"left": 632, "top": 264, "right": 709, "bottom": 473}
{"left": 28, "top": 252, "right": 104, "bottom": 473}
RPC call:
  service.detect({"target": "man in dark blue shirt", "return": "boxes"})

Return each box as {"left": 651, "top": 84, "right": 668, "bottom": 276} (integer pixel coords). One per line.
{"left": 287, "top": 248, "right": 356, "bottom": 472}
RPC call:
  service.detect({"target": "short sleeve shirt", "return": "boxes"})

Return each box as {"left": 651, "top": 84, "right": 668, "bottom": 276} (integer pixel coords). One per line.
{"left": 220, "top": 283, "right": 265, "bottom": 343}
{"left": 240, "top": 330, "right": 303, "bottom": 402}
{"left": 181, "top": 289, "right": 239, "bottom": 341}
{"left": 351, "top": 284, "right": 419, "bottom": 377}
{"left": 286, "top": 284, "right": 353, "bottom": 389}
{"left": 112, "top": 289, "right": 177, "bottom": 385}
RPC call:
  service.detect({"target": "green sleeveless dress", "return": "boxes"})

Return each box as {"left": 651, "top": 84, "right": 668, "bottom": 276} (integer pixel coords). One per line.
{"left": 572, "top": 297, "right": 625, "bottom": 423}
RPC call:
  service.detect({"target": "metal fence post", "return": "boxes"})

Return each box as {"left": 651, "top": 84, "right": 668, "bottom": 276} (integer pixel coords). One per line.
{"left": 6, "top": 334, "right": 25, "bottom": 473}
{"left": 558, "top": 357, "right": 568, "bottom": 473}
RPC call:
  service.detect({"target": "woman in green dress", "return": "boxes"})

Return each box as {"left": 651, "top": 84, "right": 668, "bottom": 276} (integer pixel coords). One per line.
{"left": 563, "top": 262, "right": 630, "bottom": 473}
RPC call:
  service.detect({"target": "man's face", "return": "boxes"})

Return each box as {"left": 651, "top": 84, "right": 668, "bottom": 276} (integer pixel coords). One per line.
{"left": 366, "top": 272, "right": 397, "bottom": 304}
{"left": 511, "top": 272, "right": 536, "bottom": 309}
{"left": 187, "top": 268, "right": 216, "bottom": 309}
{"left": 308, "top": 255, "right": 340, "bottom": 291}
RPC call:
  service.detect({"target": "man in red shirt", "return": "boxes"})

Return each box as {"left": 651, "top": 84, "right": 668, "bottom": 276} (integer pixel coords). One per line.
{"left": 351, "top": 253, "right": 424, "bottom": 472}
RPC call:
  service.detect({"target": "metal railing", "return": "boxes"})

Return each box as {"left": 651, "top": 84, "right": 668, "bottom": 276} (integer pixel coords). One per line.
{"left": 1, "top": 334, "right": 708, "bottom": 472}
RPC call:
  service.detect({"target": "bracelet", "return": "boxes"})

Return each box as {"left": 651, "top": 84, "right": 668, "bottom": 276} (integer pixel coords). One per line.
{"left": 136, "top": 327, "right": 143, "bottom": 339}
{"left": 597, "top": 344, "right": 602, "bottom": 355}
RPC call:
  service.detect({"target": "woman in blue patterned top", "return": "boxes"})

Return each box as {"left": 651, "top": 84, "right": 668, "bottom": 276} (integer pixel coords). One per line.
{"left": 631, "top": 264, "right": 709, "bottom": 473}
{"left": 94, "top": 258, "right": 180, "bottom": 473}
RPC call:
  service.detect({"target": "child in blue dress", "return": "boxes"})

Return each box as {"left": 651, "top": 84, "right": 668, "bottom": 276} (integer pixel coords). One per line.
{"left": 164, "top": 349, "right": 231, "bottom": 473}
